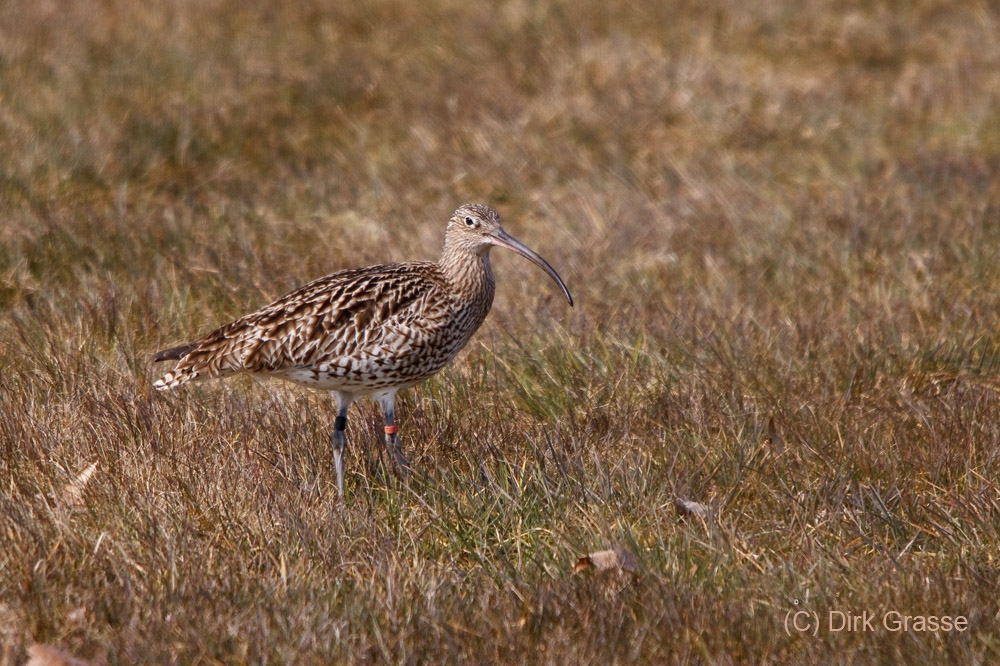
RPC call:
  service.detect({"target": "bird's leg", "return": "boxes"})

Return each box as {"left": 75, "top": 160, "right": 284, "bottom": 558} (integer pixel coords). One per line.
{"left": 331, "top": 394, "right": 352, "bottom": 501}
{"left": 377, "top": 393, "right": 410, "bottom": 476}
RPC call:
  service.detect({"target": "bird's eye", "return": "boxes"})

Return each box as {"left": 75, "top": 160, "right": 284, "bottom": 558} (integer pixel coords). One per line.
{"left": 464, "top": 216, "right": 475, "bottom": 227}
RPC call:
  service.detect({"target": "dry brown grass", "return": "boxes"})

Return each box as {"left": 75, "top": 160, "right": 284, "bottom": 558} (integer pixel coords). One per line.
{"left": 3, "top": 0, "right": 1000, "bottom": 663}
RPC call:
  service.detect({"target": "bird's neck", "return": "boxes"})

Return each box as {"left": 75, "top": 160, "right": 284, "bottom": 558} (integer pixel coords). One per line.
{"left": 439, "top": 243, "right": 496, "bottom": 308}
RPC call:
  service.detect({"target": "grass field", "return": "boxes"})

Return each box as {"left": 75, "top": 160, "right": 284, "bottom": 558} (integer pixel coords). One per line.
{"left": 3, "top": 0, "right": 1000, "bottom": 663}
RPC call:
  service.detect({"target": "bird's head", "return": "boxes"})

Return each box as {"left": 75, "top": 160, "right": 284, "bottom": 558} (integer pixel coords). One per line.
{"left": 445, "top": 203, "right": 573, "bottom": 306}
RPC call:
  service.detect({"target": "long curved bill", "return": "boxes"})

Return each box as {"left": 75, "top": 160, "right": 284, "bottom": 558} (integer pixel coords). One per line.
{"left": 489, "top": 229, "right": 574, "bottom": 306}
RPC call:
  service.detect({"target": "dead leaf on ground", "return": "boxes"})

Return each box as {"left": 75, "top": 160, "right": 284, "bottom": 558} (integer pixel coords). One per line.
{"left": 61, "top": 463, "right": 97, "bottom": 507}
{"left": 66, "top": 607, "right": 87, "bottom": 626}
{"left": 25, "top": 644, "right": 93, "bottom": 666}
{"left": 574, "top": 547, "right": 639, "bottom": 575}
{"left": 674, "top": 498, "right": 710, "bottom": 519}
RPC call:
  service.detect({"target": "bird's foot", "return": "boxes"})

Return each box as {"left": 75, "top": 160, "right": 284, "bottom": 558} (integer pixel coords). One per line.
{"left": 385, "top": 433, "right": 411, "bottom": 479}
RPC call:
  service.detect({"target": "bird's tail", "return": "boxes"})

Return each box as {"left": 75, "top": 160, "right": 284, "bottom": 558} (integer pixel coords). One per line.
{"left": 152, "top": 368, "right": 200, "bottom": 391}
{"left": 151, "top": 343, "right": 204, "bottom": 391}
{"left": 152, "top": 340, "right": 245, "bottom": 390}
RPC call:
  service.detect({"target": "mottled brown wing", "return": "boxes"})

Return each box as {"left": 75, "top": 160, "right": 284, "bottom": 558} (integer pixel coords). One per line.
{"left": 153, "top": 262, "right": 453, "bottom": 389}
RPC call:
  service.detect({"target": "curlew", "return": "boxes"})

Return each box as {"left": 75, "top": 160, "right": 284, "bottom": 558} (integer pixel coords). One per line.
{"left": 152, "top": 204, "right": 573, "bottom": 499}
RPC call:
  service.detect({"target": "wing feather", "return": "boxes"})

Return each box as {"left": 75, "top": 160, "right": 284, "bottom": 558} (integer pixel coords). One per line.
{"left": 153, "top": 261, "right": 454, "bottom": 389}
